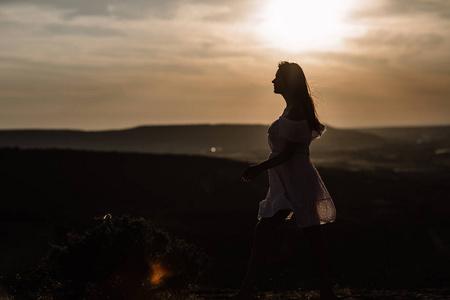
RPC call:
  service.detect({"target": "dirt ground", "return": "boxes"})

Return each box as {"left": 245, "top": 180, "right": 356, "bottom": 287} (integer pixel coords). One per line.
{"left": 194, "top": 288, "right": 450, "bottom": 300}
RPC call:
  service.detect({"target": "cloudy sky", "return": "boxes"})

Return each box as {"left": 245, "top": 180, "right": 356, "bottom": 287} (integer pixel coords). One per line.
{"left": 1, "top": 0, "right": 449, "bottom": 130}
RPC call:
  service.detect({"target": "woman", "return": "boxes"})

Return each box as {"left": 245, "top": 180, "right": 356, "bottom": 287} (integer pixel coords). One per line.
{"left": 236, "top": 62, "right": 337, "bottom": 300}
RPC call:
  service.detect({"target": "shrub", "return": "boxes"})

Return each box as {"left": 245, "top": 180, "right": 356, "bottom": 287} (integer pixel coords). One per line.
{"left": 4, "top": 215, "right": 209, "bottom": 300}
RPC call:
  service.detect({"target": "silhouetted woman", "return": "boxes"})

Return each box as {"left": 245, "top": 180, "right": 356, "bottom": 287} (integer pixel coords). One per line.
{"left": 236, "top": 62, "right": 337, "bottom": 300}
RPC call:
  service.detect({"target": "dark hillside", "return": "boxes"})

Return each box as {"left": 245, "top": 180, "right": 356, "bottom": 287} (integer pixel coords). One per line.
{"left": 359, "top": 125, "right": 450, "bottom": 145}
{"left": 0, "top": 147, "right": 449, "bottom": 290}
{"left": 0, "top": 125, "right": 386, "bottom": 162}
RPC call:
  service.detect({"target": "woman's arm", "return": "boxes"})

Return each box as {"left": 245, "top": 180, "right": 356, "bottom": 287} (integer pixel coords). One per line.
{"left": 242, "top": 143, "right": 296, "bottom": 182}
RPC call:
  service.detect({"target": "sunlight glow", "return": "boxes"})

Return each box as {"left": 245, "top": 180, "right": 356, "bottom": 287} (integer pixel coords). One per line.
{"left": 150, "top": 262, "right": 170, "bottom": 285}
{"left": 255, "top": 0, "right": 360, "bottom": 52}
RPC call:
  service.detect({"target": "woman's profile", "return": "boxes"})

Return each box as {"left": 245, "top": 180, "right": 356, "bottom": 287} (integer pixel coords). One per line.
{"left": 235, "top": 62, "right": 337, "bottom": 300}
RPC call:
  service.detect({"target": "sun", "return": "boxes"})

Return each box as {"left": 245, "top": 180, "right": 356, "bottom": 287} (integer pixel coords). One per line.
{"left": 254, "top": 0, "right": 360, "bottom": 52}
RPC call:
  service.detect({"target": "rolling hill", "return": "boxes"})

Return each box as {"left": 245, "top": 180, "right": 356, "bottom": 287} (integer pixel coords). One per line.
{"left": 0, "top": 124, "right": 386, "bottom": 162}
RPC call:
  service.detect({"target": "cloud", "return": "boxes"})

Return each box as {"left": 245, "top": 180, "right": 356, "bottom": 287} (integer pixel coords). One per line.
{"left": 307, "top": 51, "right": 391, "bottom": 71}
{"left": 343, "top": 30, "right": 450, "bottom": 76}
{"left": 0, "top": 0, "right": 183, "bottom": 19}
{"left": 350, "top": 0, "right": 450, "bottom": 20}
{"left": 342, "top": 0, "right": 450, "bottom": 77}
{"left": 0, "top": 0, "right": 449, "bottom": 129}
{"left": 347, "top": 30, "right": 445, "bottom": 49}
{"left": 44, "top": 24, "right": 125, "bottom": 37}
{"left": 0, "top": 0, "right": 259, "bottom": 23}
{"left": 194, "top": 0, "right": 257, "bottom": 23}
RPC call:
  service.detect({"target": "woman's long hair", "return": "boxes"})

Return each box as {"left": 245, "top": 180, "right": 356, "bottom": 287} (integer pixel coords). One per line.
{"left": 278, "top": 61, "right": 324, "bottom": 137}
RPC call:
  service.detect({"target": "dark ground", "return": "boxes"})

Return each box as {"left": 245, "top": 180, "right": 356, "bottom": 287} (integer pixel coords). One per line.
{"left": 194, "top": 287, "right": 450, "bottom": 299}
{"left": 0, "top": 147, "right": 449, "bottom": 298}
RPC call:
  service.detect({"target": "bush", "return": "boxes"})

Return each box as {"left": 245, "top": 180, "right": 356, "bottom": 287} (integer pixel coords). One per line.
{"left": 4, "top": 215, "right": 209, "bottom": 300}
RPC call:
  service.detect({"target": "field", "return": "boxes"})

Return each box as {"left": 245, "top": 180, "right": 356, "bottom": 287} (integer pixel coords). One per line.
{"left": 0, "top": 125, "right": 449, "bottom": 299}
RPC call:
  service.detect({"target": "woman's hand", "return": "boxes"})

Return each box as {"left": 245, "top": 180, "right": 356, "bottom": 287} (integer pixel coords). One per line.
{"left": 242, "top": 164, "right": 264, "bottom": 182}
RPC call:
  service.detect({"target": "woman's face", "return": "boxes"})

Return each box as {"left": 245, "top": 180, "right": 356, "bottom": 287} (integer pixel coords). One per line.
{"left": 272, "top": 69, "right": 286, "bottom": 94}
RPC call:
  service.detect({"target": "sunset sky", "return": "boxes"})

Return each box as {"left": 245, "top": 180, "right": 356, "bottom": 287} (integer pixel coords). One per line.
{"left": 1, "top": 0, "right": 449, "bottom": 130}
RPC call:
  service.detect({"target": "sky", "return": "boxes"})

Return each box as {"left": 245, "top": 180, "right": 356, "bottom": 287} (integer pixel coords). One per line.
{"left": 0, "top": 0, "right": 449, "bottom": 130}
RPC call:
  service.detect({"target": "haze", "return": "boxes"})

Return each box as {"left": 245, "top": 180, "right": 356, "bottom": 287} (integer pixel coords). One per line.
{"left": 1, "top": 0, "right": 449, "bottom": 130}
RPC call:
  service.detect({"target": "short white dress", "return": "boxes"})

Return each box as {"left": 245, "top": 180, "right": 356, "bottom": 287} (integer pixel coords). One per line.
{"left": 258, "top": 115, "right": 336, "bottom": 228}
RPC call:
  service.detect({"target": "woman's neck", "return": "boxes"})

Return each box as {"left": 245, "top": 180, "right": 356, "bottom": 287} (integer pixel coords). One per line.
{"left": 282, "top": 93, "right": 295, "bottom": 106}
{"left": 282, "top": 93, "right": 307, "bottom": 120}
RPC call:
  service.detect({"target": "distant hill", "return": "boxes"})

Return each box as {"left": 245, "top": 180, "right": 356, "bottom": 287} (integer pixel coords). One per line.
{"left": 0, "top": 124, "right": 386, "bottom": 162}
{"left": 359, "top": 125, "right": 450, "bottom": 145}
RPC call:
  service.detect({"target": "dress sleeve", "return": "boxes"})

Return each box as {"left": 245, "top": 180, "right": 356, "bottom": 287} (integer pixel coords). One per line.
{"left": 312, "top": 123, "right": 326, "bottom": 139}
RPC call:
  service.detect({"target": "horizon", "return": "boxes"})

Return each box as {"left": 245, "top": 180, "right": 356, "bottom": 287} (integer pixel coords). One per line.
{"left": 1, "top": 120, "right": 450, "bottom": 133}
{"left": 1, "top": 0, "right": 450, "bottom": 129}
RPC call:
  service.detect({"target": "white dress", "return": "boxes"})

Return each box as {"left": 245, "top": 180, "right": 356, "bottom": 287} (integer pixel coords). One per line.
{"left": 258, "top": 115, "right": 336, "bottom": 228}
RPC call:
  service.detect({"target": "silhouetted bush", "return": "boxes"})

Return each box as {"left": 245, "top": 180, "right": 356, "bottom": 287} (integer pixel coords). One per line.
{"left": 4, "top": 215, "right": 209, "bottom": 300}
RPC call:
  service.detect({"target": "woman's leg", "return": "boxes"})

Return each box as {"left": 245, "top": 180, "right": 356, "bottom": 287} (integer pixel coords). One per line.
{"left": 303, "top": 225, "right": 336, "bottom": 300}
{"left": 234, "top": 210, "right": 291, "bottom": 299}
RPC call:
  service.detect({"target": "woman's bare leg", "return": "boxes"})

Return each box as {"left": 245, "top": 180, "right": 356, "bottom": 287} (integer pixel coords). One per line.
{"left": 303, "top": 225, "right": 336, "bottom": 300}
{"left": 233, "top": 210, "right": 291, "bottom": 299}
